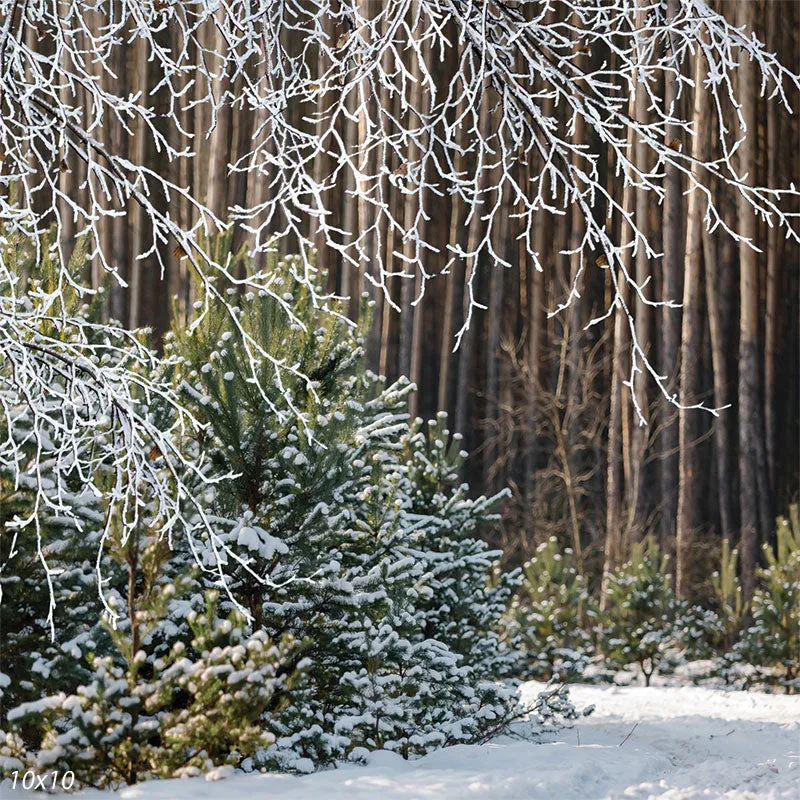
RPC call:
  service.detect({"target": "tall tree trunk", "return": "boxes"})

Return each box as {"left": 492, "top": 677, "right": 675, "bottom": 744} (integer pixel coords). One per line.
{"left": 484, "top": 192, "right": 506, "bottom": 491}
{"left": 357, "top": 7, "right": 383, "bottom": 373}
{"left": 524, "top": 92, "right": 554, "bottom": 514}
{"left": 736, "top": 0, "right": 769, "bottom": 601}
{"left": 399, "top": 33, "right": 423, "bottom": 381}
{"left": 312, "top": 10, "right": 339, "bottom": 289}
{"left": 454, "top": 92, "right": 492, "bottom": 443}
{"left": 627, "top": 19, "right": 652, "bottom": 540}
{"left": 660, "top": 0, "right": 683, "bottom": 551}
{"left": 437, "top": 115, "right": 466, "bottom": 417}
{"left": 764, "top": 4, "right": 781, "bottom": 497}
{"left": 601, "top": 124, "right": 635, "bottom": 605}
{"left": 564, "top": 50, "right": 586, "bottom": 557}
{"left": 128, "top": 36, "right": 149, "bottom": 330}
{"left": 58, "top": 71, "right": 78, "bottom": 257}
{"left": 140, "top": 27, "right": 172, "bottom": 345}
{"left": 108, "top": 42, "right": 130, "bottom": 325}
{"left": 403, "top": 21, "right": 429, "bottom": 415}
{"left": 340, "top": 94, "right": 360, "bottom": 321}
{"left": 246, "top": 99, "right": 273, "bottom": 274}
{"left": 703, "top": 223, "right": 735, "bottom": 544}
{"left": 206, "top": 12, "right": 232, "bottom": 227}
{"left": 676, "top": 36, "right": 709, "bottom": 599}
{"left": 379, "top": 127, "right": 399, "bottom": 381}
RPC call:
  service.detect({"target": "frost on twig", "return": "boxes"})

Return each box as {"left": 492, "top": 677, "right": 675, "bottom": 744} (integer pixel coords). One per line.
{"left": 1, "top": 1, "right": 798, "bottom": 623}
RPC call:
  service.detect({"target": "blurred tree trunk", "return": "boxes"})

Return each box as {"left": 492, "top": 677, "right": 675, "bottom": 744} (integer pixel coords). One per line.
{"left": 438, "top": 97, "right": 468, "bottom": 419}
{"left": 340, "top": 94, "right": 360, "bottom": 321}
{"left": 703, "top": 201, "right": 736, "bottom": 544}
{"left": 627, "top": 21, "right": 652, "bottom": 539}
{"left": 358, "top": 7, "right": 383, "bottom": 374}
{"left": 312, "top": 10, "right": 338, "bottom": 289}
{"left": 128, "top": 36, "right": 149, "bottom": 330}
{"left": 565, "top": 50, "right": 586, "bottom": 560}
{"left": 676, "top": 35, "right": 708, "bottom": 599}
{"left": 660, "top": 0, "right": 682, "bottom": 551}
{"left": 764, "top": 5, "right": 781, "bottom": 496}
{"left": 525, "top": 92, "right": 554, "bottom": 516}
{"left": 484, "top": 193, "right": 506, "bottom": 491}
{"left": 140, "top": 27, "right": 172, "bottom": 345}
{"left": 206, "top": 12, "right": 232, "bottom": 227}
{"left": 601, "top": 108, "right": 635, "bottom": 606}
{"left": 454, "top": 91, "right": 492, "bottom": 444}
{"left": 402, "top": 26, "right": 428, "bottom": 416}
{"left": 736, "top": 0, "right": 769, "bottom": 601}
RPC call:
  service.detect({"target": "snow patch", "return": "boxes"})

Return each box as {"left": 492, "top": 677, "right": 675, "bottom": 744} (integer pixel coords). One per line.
{"left": 27, "top": 684, "right": 800, "bottom": 800}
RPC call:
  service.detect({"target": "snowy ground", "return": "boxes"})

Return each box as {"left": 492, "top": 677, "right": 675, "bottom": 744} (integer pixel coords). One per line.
{"left": 23, "top": 683, "right": 800, "bottom": 800}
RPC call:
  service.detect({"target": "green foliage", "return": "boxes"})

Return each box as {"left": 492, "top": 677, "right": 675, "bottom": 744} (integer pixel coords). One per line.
{"left": 0, "top": 235, "right": 572, "bottom": 786}
{"left": 600, "top": 538, "right": 676, "bottom": 686}
{"left": 712, "top": 539, "right": 748, "bottom": 651}
{"left": 737, "top": 506, "right": 800, "bottom": 692}
{"left": 3, "top": 593, "right": 297, "bottom": 788}
{"left": 399, "top": 413, "right": 520, "bottom": 678}
{"left": 0, "top": 233, "right": 118, "bottom": 723}
{"left": 166, "top": 252, "right": 522, "bottom": 769}
{"left": 504, "top": 537, "right": 595, "bottom": 681}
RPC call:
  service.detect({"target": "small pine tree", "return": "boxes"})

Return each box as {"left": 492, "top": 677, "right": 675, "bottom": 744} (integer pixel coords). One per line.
{"left": 700, "top": 540, "right": 750, "bottom": 685}
{"left": 737, "top": 506, "right": 800, "bottom": 692}
{"left": 601, "top": 538, "right": 676, "bottom": 686}
{"left": 505, "top": 537, "right": 595, "bottom": 681}
{"left": 168, "top": 248, "right": 521, "bottom": 769}
{"left": 1, "top": 235, "right": 119, "bottom": 722}
{"left": 396, "top": 413, "right": 521, "bottom": 679}
{"left": 4, "top": 592, "right": 298, "bottom": 788}
{"left": 712, "top": 539, "right": 747, "bottom": 652}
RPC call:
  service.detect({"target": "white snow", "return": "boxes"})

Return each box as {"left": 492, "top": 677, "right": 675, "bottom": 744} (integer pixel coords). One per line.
{"left": 40, "top": 684, "right": 800, "bottom": 800}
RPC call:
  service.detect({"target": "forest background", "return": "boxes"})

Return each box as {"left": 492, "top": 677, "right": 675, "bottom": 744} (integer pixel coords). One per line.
{"left": 12, "top": 0, "right": 800, "bottom": 603}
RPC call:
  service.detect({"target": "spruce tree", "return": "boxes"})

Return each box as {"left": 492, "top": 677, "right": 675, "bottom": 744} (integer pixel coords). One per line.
{"left": 395, "top": 414, "right": 520, "bottom": 679}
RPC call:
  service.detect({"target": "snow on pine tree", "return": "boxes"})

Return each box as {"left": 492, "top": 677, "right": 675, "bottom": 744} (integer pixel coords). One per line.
{"left": 2, "top": 239, "right": 535, "bottom": 785}
{"left": 504, "top": 537, "right": 596, "bottom": 682}
{"left": 3, "top": 594, "right": 298, "bottom": 788}
{"left": 168, "top": 246, "right": 523, "bottom": 770}
{"left": 0, "top": 237, "right": 122, "bottom": 721}
{"left": 0, "top": 238, "right": 300, "bottom": 787}
{"left": 736, "top": 506, "right": 800, "bottom": 693}
{"left": 2, "top": 473, "right": 301, "bottom": 788}
{"left": 393, "top": 414, "right": 521, "bottom": 679}
{"left": 600, "top": 537, "right": 678, "bottom": 687}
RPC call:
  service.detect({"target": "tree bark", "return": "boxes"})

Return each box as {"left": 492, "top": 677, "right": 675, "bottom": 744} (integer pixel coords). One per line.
{"left": 601, "top": 115, "right": 636, "bottom": 606}
{"left": 484, "top": 192, "right": 506, "bottom": 491}
{"left": 627, "top": 19, "right": 652, "bottom": 540}
{"left": 736, "top": 0, "right": 768, "bottom": 602}
{"left": 357, "top": 6, "right": 383, "bottom": 374}
{"left": 660, "top": 0, "right": 683, "bottom": 552}
{"left": 206, "top": 12, "right": 232, "bottom": 227}
{"left": 676, "top": 35, "right": 709, "bottom": 599}
{"left": 311, "top": 11, "right": 339, "bottom": 289}
{"left": 764, "top": 3, "right": 781, "bottom": 498}
{"left": 454, "top": 92, "right": 492, "bottom": 443}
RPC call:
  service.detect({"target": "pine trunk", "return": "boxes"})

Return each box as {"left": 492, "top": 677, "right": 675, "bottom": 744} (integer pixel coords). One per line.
{"left": 676, "top": 36, "right": 708, "bottom": 599}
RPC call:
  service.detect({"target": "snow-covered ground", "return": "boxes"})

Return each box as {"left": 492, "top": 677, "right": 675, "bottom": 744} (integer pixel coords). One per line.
{"left": 37, "top": 683, "right": 800, "bottom": 800}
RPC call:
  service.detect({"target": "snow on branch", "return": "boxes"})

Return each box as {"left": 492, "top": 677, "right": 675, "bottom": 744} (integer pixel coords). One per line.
{"left": 0, "top": 0, "right": 798, "bottom": 620}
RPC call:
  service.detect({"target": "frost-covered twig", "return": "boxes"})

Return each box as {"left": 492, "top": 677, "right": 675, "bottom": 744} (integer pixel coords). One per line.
{"left": 1, "top": 0, "right": 798, "bottom": 624}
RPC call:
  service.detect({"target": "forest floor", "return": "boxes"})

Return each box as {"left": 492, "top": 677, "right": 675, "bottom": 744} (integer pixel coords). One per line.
{"left": 36, "top": 681, "right": 800, "bottom": 800}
